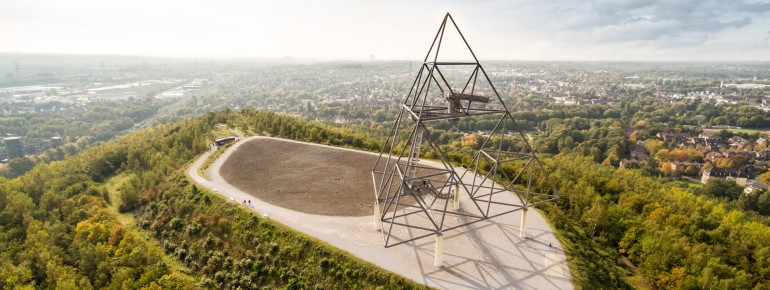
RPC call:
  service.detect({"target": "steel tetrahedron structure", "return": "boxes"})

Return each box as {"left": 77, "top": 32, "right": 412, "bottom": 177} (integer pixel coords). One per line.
{"left": 371, "top": 13, "right": 560, "bottom": 267}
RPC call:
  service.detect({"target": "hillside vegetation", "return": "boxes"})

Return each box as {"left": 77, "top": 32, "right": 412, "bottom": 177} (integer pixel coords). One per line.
{"left": 0, "top": 110, "right": 420, "bottom": 289}
{"left": 228, "top": 109, "right": 770, "bottom": 289}
{"left": 2, "top": 108, "right": 770, "bottom": 289}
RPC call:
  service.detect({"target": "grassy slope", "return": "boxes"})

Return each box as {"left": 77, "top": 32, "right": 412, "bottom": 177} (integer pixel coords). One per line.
{"left": 104, "top": 174, "right": 198, "bottom": 283}
{"left": 134, "top": 165, "right": 425, "bottom": 289}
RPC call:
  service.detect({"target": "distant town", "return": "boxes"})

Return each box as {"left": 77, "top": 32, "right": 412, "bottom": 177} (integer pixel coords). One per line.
{"left": 1, "top": 55, "right": 769, "bottom": 191}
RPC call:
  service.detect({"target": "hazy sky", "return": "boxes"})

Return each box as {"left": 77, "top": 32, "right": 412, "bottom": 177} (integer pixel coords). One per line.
{"left": 1, "top": 0, "right": 770, "bottom": 61}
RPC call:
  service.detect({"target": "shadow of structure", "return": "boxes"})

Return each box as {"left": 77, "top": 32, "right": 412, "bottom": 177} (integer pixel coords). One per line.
{"left": 383, "top": 195, "right": 571, "bottom": 289}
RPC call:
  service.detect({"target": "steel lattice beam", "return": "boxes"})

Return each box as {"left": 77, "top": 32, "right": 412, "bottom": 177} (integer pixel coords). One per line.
{"left": 370, "top": 13, "right": 561, "bottom": 260}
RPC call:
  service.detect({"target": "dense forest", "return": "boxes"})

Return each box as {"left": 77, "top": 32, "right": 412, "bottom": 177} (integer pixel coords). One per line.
{"left": 0, "top": 97, "right": 174, "bottom": 179}
{"left": 0, "top": 97, "right": 166, "bottom": 139}
{"left": 3, "top": 108, "right": 770, "bottom": 289}
{"left": 538, "top": 156, "right": 770, "bottom": 288}
{"left": 0, "top": 110, "right": 419, "bottom": 289}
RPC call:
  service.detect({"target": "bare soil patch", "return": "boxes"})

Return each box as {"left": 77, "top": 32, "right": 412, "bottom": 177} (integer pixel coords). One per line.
{"left": 219, "top": 139, "right": 381, "bottom": 216}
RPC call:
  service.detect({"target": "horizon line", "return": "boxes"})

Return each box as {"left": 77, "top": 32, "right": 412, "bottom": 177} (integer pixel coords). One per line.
{"left": 2, "top": 51, "right": 770, "bottom": 63}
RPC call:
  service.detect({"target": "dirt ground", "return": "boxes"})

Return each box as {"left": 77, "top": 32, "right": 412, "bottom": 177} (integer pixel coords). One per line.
{"left": 219, "top": 139, "right": 384, "bottom": 216}
{"left": 195, "top": 137, "right": 572, "bottom": 288}
{"left": 220, "top": 138, "right": 451, "bottom": 216}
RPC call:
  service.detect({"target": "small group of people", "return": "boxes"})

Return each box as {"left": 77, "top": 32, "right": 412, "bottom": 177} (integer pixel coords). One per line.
{"left": 242, "top": 199, "right": 251, "bottom": 206}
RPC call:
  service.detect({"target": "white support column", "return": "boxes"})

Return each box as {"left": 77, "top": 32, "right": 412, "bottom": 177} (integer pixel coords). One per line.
{"left": 373, "top": 202, "right": 381, "bottom": 231}
{"left": 434, "top": 233, "right": 444, "bottom": 267}
{"left": 519, "top": 208, "right": 528, "bottom": 238}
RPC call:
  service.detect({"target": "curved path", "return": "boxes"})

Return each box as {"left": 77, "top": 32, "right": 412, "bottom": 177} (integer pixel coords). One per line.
{"left": 187, "top": 136, "right": 573, "bottom": 289}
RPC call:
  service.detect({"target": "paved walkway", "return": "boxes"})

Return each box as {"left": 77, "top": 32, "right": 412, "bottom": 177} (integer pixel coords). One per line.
{"left": 187, "top": 136, "right": 573, "bottom": 289}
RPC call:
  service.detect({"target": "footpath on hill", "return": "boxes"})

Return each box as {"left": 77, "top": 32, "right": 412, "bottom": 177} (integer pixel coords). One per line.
{"left": 187, "top": 136, "right": 573, "bottom": 290}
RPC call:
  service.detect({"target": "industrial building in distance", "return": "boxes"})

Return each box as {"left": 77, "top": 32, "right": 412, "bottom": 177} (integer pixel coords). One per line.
{"left": 1, "top": 136, "right": 64, "bottom": 162}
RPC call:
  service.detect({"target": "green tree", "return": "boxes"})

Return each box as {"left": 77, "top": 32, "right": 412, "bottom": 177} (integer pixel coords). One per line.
{"left": 715, "top": 129, "right": 733, "bottom": 140}
{"left": 758, "top": 172, "right": 770, "bottom": 184}
{"left": 757, "top": 190, "right": 770, "bottom": 215}
{"left": 698, "top": 178, "right": 743, "bottom": 200}
{"left": 7, "top": 157, "right": 35, "bottom": 178}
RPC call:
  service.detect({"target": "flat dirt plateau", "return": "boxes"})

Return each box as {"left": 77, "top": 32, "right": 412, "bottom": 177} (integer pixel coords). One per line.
{"left": 219, "top": 138, "right": 379, "bottom": 216}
